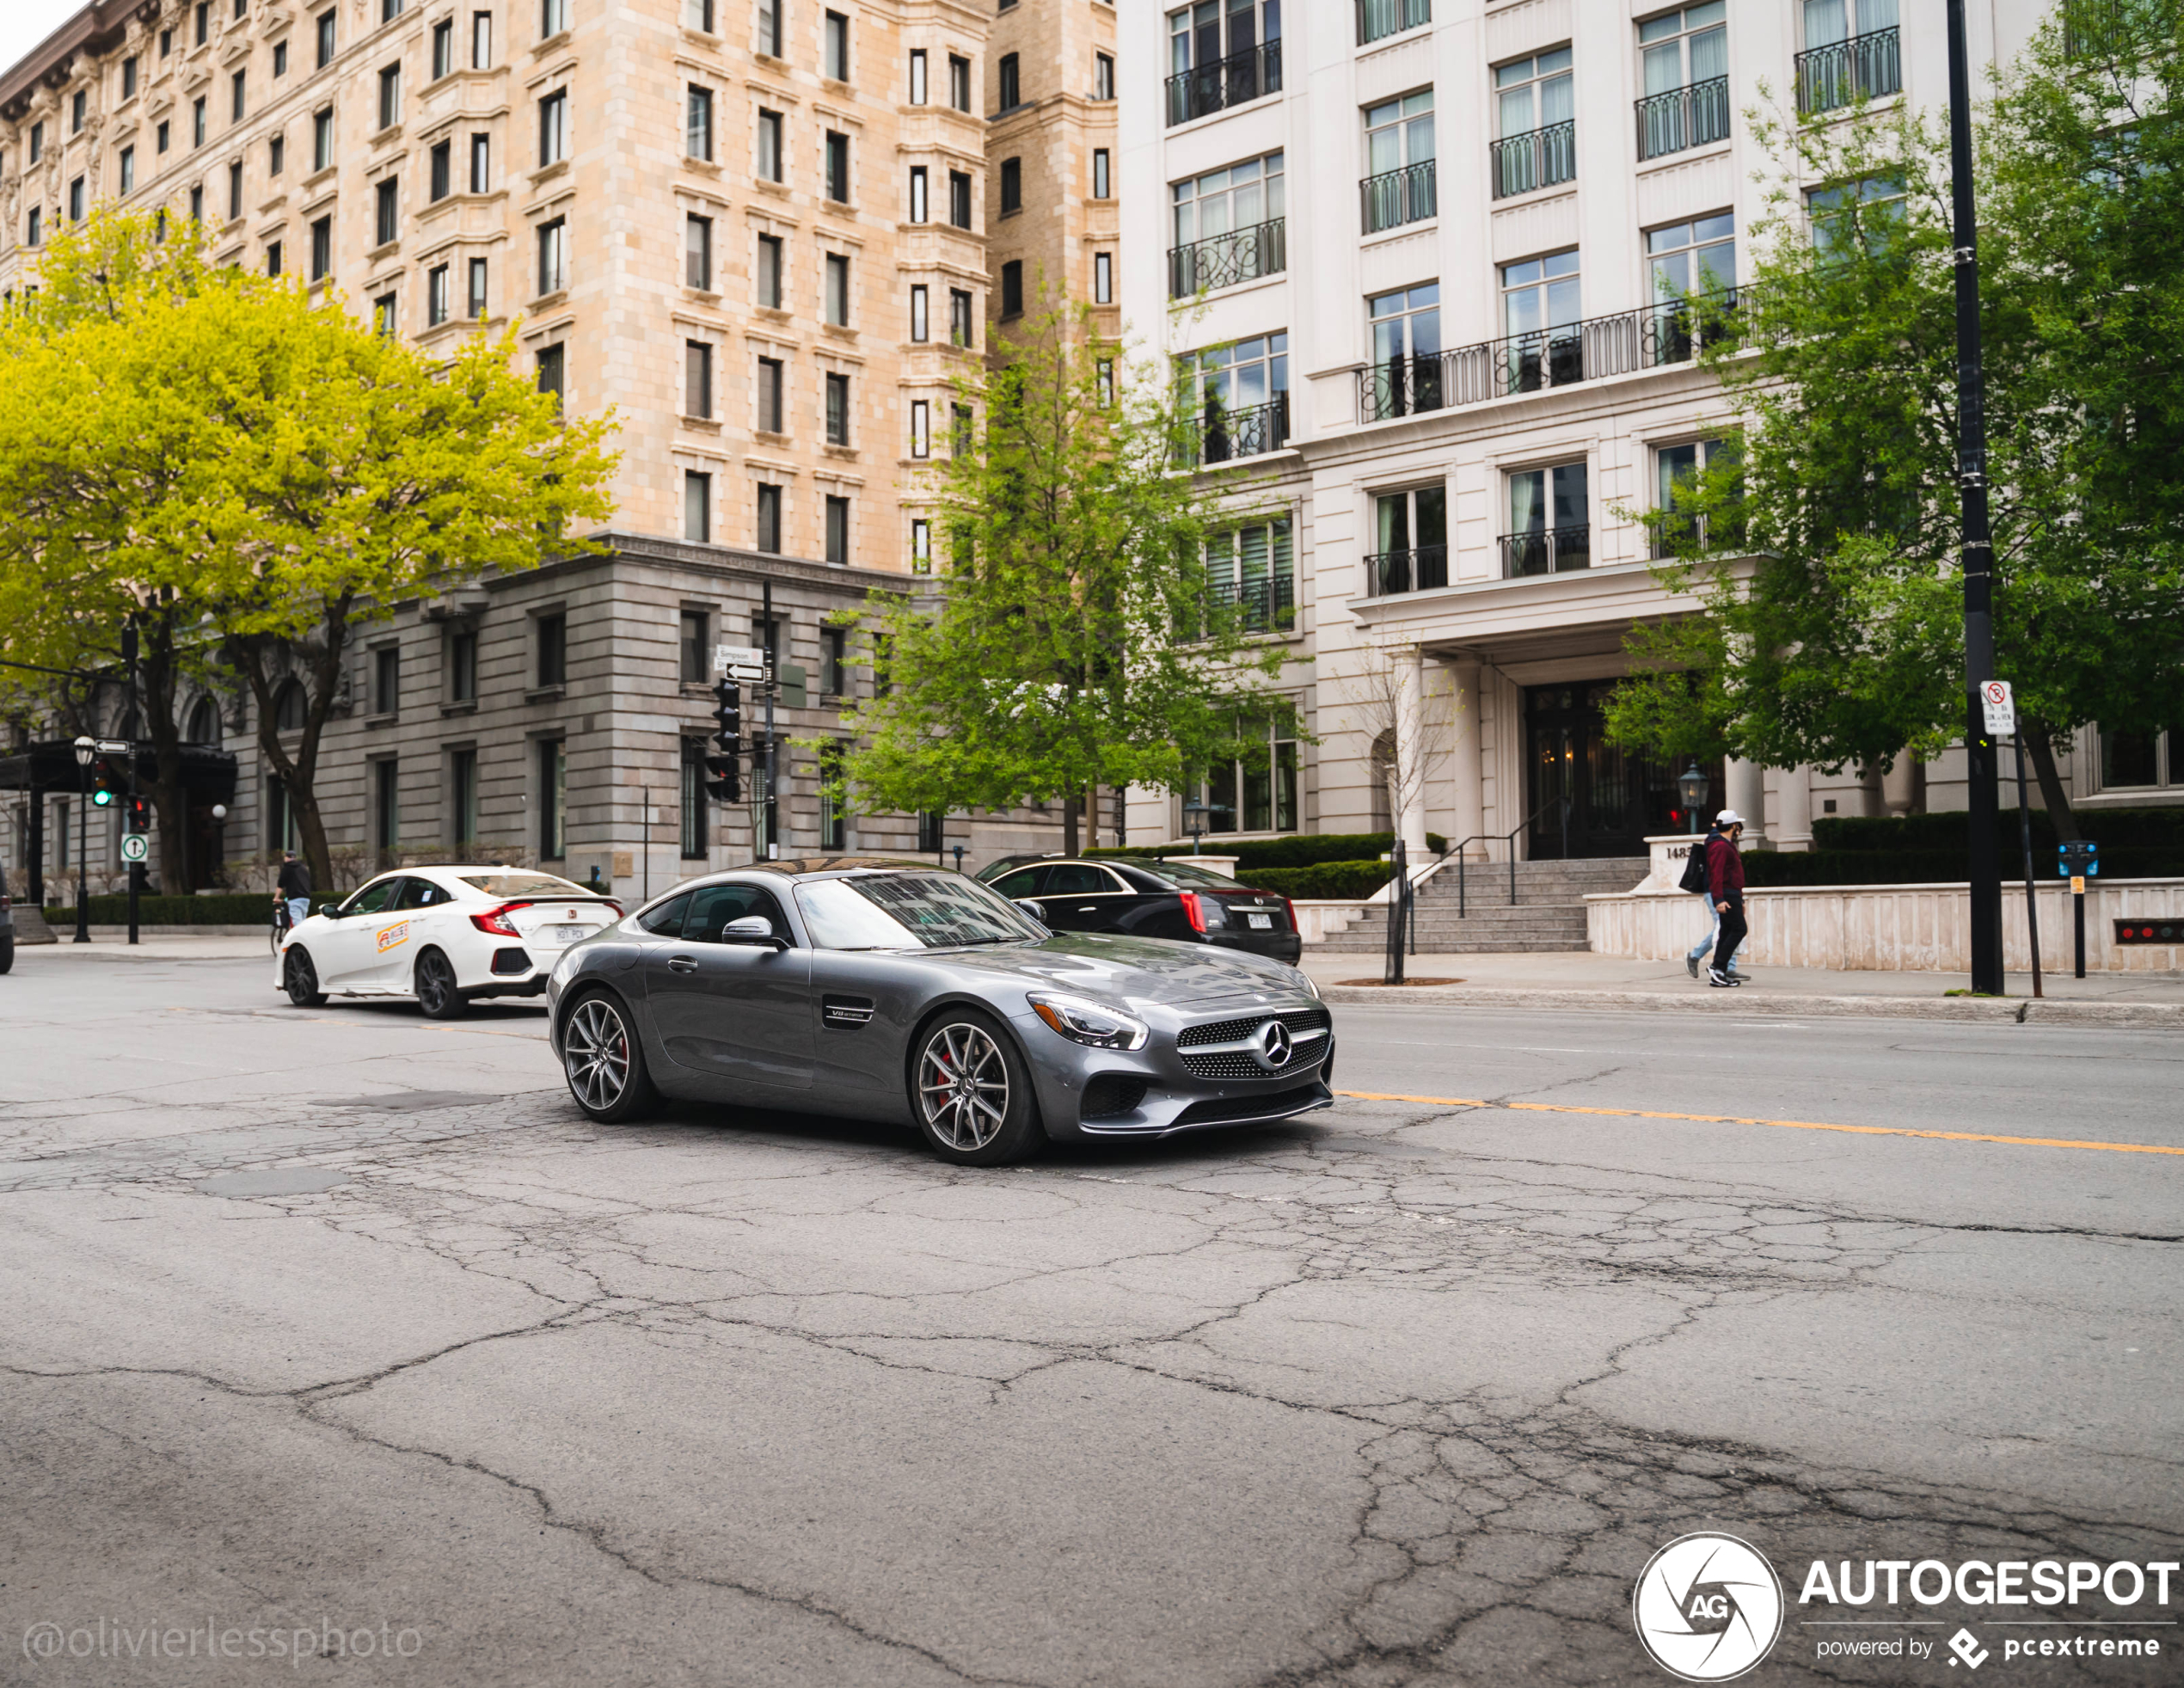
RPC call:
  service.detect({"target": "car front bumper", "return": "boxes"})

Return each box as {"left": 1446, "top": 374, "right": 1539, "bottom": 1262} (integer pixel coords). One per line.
{"left": 1014, "top": 1010, "right": 1336, "bottom": 1141}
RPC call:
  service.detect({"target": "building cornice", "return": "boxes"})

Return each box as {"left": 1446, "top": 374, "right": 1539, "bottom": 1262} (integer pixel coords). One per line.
{"left": 0, "top": 0, "right": 144, "bottom": 125}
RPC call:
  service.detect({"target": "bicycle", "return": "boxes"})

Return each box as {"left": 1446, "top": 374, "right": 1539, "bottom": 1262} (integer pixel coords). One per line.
{"left": 270, "top": 893, "right": 293, "bottom": 954}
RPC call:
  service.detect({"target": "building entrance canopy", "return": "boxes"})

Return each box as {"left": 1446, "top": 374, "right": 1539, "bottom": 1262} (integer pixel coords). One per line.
{"left": 0, "top": 740, "right": 238, "bottom": 802}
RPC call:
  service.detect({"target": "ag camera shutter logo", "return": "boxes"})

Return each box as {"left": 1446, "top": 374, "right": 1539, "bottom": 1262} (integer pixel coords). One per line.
{"left": 1633, "top": 1532, "right": 1784, "bottom": 1681}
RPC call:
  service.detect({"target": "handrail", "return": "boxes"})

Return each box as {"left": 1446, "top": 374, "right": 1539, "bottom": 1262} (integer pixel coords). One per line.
{"left": 1454, "top": 795, "right": 1572, "bottom": 915}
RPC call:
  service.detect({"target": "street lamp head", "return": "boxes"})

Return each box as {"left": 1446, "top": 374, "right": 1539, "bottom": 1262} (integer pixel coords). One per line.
{"left": 1677, "top": 761, "right": 1710, "bottom": 822}
{"left": 72, "top": 734, "right": 96, "bottom": 767}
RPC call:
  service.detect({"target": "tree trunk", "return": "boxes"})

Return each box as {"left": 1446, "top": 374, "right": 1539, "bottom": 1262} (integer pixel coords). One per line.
{"left": 2025, "top": 724, "right": 2080, "bottom": 842}
{"left": 228, "top": 597, "right": 356, "bottom": 902}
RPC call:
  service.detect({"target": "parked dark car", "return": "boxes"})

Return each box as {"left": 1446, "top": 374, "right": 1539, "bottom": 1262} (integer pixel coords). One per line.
{"left": 978, "top": 856, "right": 1303, "bottom": 965}
{"left": 0, "top": 864, "right": 13, "bottom": 974}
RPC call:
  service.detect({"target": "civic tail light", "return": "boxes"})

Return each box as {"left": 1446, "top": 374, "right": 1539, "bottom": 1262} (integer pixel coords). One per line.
{"left": 1179, "top": 890, "right": 1206, "bottom": 933}
{"left": 469, "top": 900, "right": 532, "bottom": 936}
{"left": 605, "top": 901, "right": 623, "bottom": 918}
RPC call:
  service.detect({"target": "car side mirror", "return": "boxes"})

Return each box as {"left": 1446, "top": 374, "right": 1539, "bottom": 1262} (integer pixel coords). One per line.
{"left": 722, "top": 914, "right": 787, "bottom": 949}
{"left": 1014, "top": 899, "right": 1046, "bottom": 923}
{"left": 316, "top": 903, "right": 340, "bottom": 918}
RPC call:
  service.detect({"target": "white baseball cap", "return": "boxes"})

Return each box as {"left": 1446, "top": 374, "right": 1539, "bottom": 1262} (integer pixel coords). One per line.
{"left": 1714, "top": 809, "right": 1745, "bottom": 826}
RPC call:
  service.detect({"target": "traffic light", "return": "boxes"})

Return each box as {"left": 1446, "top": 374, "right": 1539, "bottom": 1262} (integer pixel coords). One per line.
{"left": 703, "top": 752, "right": 740, "bottom": 804}
{"left": 712, "top": 678, "right": 742, "bottom": 742}
{"left": 705, "top": 679, "right": 743, "bottom": 802}
{"left": 89, "top": 758, "right": 119, "bottom": 807}
{"left": 126, "top": 795, "right": 151, "bottom": 833}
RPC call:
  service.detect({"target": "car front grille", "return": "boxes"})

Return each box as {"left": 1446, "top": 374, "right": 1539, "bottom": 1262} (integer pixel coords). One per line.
{"left": 1176, "top": 1004, "right": 1330, "bottom": 1048}
{"left": 1180, "top": 1047, "right": 1328, "bottom": 1080}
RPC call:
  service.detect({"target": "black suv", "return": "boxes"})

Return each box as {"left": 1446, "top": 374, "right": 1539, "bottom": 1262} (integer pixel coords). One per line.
{"left": 0, "top": 864, "right": 15, "bottom": 974}
{"left": 979, "top": 856, "right": 1302, "bottom": 964}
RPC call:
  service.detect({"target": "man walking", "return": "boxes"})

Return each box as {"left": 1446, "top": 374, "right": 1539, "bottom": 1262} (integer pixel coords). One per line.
{"left": 275, "top": 851, "right": 312, "bottom": 931}
{"left": 1705, "top": 810, "right": 1748, "bottom": 987}
{"left": 1685, "top": 812, "right": 1745, "bottom": 980}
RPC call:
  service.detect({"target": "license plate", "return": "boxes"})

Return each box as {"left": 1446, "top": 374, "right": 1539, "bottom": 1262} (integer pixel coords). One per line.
{"left": 552, "top": 924, "right": 588, "bottom": 944}
{"left": 1245, "top": 912, "right": 1273, "bottom": 930}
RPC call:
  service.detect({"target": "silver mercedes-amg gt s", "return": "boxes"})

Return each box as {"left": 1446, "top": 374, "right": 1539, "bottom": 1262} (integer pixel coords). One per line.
{"left": 546, "top": 857, "right": 1334, "bottom": 1165}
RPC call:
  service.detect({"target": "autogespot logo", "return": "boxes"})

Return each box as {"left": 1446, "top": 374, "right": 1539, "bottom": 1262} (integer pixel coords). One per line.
{"left": 1634, "top": 1533, "right": 1786, "bottom": 1682}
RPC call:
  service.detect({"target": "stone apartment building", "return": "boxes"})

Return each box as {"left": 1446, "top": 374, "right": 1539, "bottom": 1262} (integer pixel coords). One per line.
{"left": 1118, "top": 0, "right": 2180, "bottom": 862}
{"left": 0, "top": 0, "right": 1094, "bottom": 894}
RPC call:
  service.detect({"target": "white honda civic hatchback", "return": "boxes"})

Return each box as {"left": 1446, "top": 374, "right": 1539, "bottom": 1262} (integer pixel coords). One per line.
{"left": 276, "top": 866, "right": 623, "bottom": 1016}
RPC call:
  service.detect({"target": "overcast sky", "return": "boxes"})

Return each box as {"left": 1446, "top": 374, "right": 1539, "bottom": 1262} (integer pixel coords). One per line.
{"left": 3, "top": 0, "right": 90, "bottom": 83}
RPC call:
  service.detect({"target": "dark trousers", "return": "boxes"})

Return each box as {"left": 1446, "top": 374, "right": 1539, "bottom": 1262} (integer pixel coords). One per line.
{"left": 1715, "top": 895, "right": 1748, "bottom": 973}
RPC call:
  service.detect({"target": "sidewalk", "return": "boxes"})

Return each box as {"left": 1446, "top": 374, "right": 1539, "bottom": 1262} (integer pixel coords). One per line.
{"left": 1303, "top": 949, "right": 2184, "bottom": 1028}
{"left": 8, "top": 932, "right": 271, "bottom": 960}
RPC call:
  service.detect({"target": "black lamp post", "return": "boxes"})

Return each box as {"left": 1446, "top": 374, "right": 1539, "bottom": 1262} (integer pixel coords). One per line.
{"left": 71, "top": 735, "right": 95, "bottom": 943}
{"left": 1182, "top": 799, "right": 1209, "bottom": 855}
{"left": 1677, "top": 763, "right": 1710, "bottom": 833}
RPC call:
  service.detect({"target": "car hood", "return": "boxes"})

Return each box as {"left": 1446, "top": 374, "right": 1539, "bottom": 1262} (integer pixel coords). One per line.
{"left": 919, "top": 934, "right": 1309, "bottom": 1012}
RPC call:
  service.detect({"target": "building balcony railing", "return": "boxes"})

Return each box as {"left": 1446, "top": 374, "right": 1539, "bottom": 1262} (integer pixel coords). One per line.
{"left": 1635, "top": 76, "right": 1730, "bottom": 161}
{"left": 1794, "top": 28, "right": 1900, "bottom": 114}
{"left": 1211, "top": 570, "right": 1297, "bottom": 632}
{"left": 1357, "top": 0, "right": 1432, "bottom": 46}
{"left": 1166, "top": 41, "right": 1284, "bottom": 127}
{"left": 1489, "top": 120, "right": 1574, "bottom": 199}
{"left": 1500, "top": 523, "right": 1592, "bottom": 578}
{"left": 1355, "top": 285, "right": 1754, "bottom": 423}
{"left": 1360, "top": 159, "right": 1437, "bottom": 233}
{"left": 1366, "top": 545, "right": 1449, "bottom": 596}
{"left": 1175, "top": 394, "right": 1290, "bottom": 468}
{"left": 1168, "top": 218, "right": 1287, "bottom": 299}
{"left": 1648, "top": 511, "right": 1745, "bottom": 558}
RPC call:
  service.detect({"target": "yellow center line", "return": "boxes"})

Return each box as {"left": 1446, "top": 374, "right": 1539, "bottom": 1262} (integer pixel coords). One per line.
{"left": 1334, "top": 1090, "right": 2184, "bottom": 1158}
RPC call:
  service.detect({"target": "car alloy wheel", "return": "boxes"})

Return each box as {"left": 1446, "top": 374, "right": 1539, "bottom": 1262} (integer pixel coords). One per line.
{"left": 415, "top": 948, "right": 465, "bottom": 1019}
{"left": 917, "top": 1022, "right": 1013, "bottom": 1152}
{"left": 283, "top": 947, "right": 328, "bottom": 1007}
{"left": 561, "top": 992, "right": 658, "bottom": 1122}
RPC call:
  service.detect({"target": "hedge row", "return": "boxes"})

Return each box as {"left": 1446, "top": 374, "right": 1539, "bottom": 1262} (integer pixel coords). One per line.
{"left": 1235, "top": 859, "right": 1394, "bottom": 899}
{"left": 1089, "top": 831, "right": 1445, "bottom": 871}
{"left": 1813, "top": 807, "right": 2184, "bottom": 853}
{"left": 43, "top": 893, "right": 273, "bottom": 925}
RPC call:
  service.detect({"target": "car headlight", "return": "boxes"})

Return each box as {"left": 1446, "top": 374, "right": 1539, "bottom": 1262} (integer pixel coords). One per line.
{"left": 1027, "top": 991, "right": 1149, "bottom": 1052}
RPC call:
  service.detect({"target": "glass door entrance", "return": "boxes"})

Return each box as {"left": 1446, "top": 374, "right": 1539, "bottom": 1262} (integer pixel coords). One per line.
{"left": 1525, "top": 683, "right": 1718, "bottom": 857}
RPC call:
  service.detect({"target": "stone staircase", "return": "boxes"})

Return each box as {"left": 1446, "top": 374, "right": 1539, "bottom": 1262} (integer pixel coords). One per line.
{"left": 1316, "top": 856, "right": 1650, "bottom": 954}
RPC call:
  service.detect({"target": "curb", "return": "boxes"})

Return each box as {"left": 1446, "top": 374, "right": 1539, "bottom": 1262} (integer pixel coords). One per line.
{"left": 1319, "top": 985, "right": 2184, "bottom": 1029}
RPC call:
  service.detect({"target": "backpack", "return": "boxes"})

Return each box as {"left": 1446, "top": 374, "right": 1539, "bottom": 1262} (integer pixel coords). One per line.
{"left": 1678, "top": 841, "right": 1711, "bottom": 894}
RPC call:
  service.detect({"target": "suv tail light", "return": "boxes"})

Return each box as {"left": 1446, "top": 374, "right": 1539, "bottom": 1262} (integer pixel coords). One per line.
{"left": 1179, "top": 890, "right": 1205, "bottom": 933}
{"left": 469, "top": 900, "right": 531, "bottom": 936}
{"left": 1283, "top": 897, "right": 1298, "bottom": 931}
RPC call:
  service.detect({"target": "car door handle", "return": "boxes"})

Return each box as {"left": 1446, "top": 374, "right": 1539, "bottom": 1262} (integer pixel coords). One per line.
{"left": 1077, "top": 906, "right": 1097, "bottom": 912}
{"left": 666, "top": 954, "right": 698, "bottom": 973}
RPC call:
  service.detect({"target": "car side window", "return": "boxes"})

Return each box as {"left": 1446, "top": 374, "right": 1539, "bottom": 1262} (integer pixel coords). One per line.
{"left": 1046, "top": 864, "right": 1118, "bottom": 895}
{"left": 395, "top": 878, "right": 449, "bottom": 910}
{"left": 636, "top": 893, "right": 691, "bottom": 935}
{"left": 682, "top": 883, "right": 793, "bottom": 944}
{"left": 990, "top": 867, "right": 1047, "bottom": 899}
{"left": 341, "top": 878, "right": 402, "bottom": 918}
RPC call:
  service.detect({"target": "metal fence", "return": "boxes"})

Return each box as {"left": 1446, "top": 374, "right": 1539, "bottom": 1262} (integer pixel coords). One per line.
{"left": 1361, "top": 160, "right": 1438, "bottom": 233}
{"left": 1635, "top": 76, "right": 1730, "bottom": 161}
{"left": 1500, "top": 523, "right": 1592, "bottom": 578}
{"left": 1489, "top": 120, "right": 1575, "bottom": 199}
{"left": 1167, "top": 218, "right": 1287, "bottom": 299}
{"left": 1357, "top": 0, "right": 1432, "bottom": 45}
{"left": 1794, "top": 28, "right": 1900, "bottom": 114}
{"left": 1365, "top": 546, "right": 1450, "bottom": 596}
{"left": 1174, "top": 395, "right": 1291, "bottom": 468}
{"left": 1166, "top": 40, "right": 1284, "bottom": 126}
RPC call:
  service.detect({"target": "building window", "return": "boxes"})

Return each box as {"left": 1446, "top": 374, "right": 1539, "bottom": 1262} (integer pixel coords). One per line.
{"left": 193, "top": 95, "right": 208, "bottom": 146}
{"left": 537, "top": 612, "right": 567, "bottom": 687}
{"left": 160, "top": 26, "right": 173, "bottom": 56}
{"left": 999, "top": 157, "right": 1021, "bottom": 213}
{"left": 1797, "top": 0, "right": 1900, "bottom": 114}
{"left": 70, "top": 176, "right": 87, "bottom": 222}
{"left": 911, "top": 518, "right": 931, "bottom": 574}
{"left": 819, "top": 741, "right": 847, "bottom": 849}
{"left": 1370, "top": 485, "right": 1448, "bottom": 595}
{"left": 824, "top": 9, "right": 850, "bottom": 79}
{"left": 756, "top": 231, "right": 782, "bottom": 305}
{"left": 382, "top": 0, "right": 404, "bottom": 21}
{"left": 450, "top": 747, "right": 478, "bottom": 846}
{"left": 1364, "top": 89, "right": 1438, "bottom": 229}
{"left": 685, "top": 340, "right": 714, "bottom": 417}
{"left": 908, "top": 163, "right": 929, "bottom": 222}
{"left": 310, "top": 214, "right": 333, "bottom": 278}
{"left": 123, "top": 54, "right": 138, "bottom": 98}
{"left": 542, "top": 0, "right": 571, "bottom": 36}
{"left": 316, "top": 9, "right": 336, "bottom": 68}
{"left": 1170, "top": 150, "right": 1285, "bottom": 295}
{"left": 537, "top": 217, "right": 567, "bottom": 294}
{"left": 1187, "top": 712, "right": 1298, "bottom": 834}
{"left": 189, "top": 183, "right": 205, "bottom": 221}
{"left": 908, "top": 47, "right": 927, "bottom": 103}
{"left": 824, "top": 252, "right": 850, "bottom": 324}
{"left": 1175, "top": 332, "right": 1290, "bottom": 463}
{"left": 469, "top": 9, "right": 492, "bottom": 65}
{"left": 997, "top": 52, "right": 1020, "bottom": 110}
{"left": 758, "top": 355, "right": 784, "bottom": 431}
{"left": 431, "top": 138, "right": 452, "bottom": 199}
{"left": 685, "top": 0, "right": 715, "bottom": 28}
{"left": 375, "top": 175, "right": 399, "bottom": 244}
{"left": 538, "top": 739, "right": 566, "bottom": 857}
{"left": 450, "top": 626, "right": 478, "bottom": 701}
{"left": 1094, "top": 52, "right": 1115, "bottom": 99}
{"left": 684, "top": 212, "right": 712, "bottom": 287}
{"left": 373, "top": 760, "right": 399, "bottom": 861}
{"left": 1807, "top": 175, "right": 1906, "bottom": 258}
{"left": 314, "top": 107, "right": 334, "bottom": 170}
{"left": 684, "top": 470, "right": 712, "bottom": 541}
{"left": 825, "top": 371, "right": 850, "bottom": 445}
{"left": 678, "top": 608, "right": 710, "bottom": 683}
{"left": 909, "top": 283, "right": 929, "bottom": 341}
{"left": 948, "top": 52, "right": 972, "bottom": 111}
{"left": 1000, "top": 260, "right": 1023, "bottom": 317}
{"left": 377, "top": 64, "right": 398, "bottom": 130}
{"left": 1647, "top": 212, "right": 1736, "bottom": 332}
{"left": 756, "top": 482, "right": 782, "bottom": 552}
{"left": 952, "top": 402, "right": 973, "bottom": 455}
{"left": 1503, "top": 462, "right": 1590, "bottom": 576}
{"left": 273, "top": 40, "right": 287, "bottom": 75}
{"left": 269, "top": 134, "right": 284, "bottom": 175}
{"left": 373, "top": 292, "right": 397, "bottom": 336}
{"left": 158, "top": 119, "right": 170, "bottom": 153}
{"left": 822, "top": 627, "right": 847, "bottom": 697}
{"left": 2099, "top": 726, "right": 2176, "bottom": 790}
{"left": 427, "top": 263, "right": 450, "bottom": 324}
{"left": 825, "top": 494, "right": 850, "bottom": 564}
{"left": 686, "top": 84, "right": 714, "bottom": 159}
{"left": 758, "top": 0, "right": 782, "bottom": 56}
{"left": 197, "top": 2, "right": 211, "bottom": 45}
{"left": 1637, "top": 3, "right": 1729, "bottom": 159}
{"left": 1653, "top": 438, "right": 1739, "bottom": 555}
{"left": 372, "top": 644, "right": 401, "bottom": 715}
{"left": 1092, "top": 148, "right": 1111, "bottom": 199}
{"left": 1492, "top": 52, "right": 1573, "bottom": 198}
{"left": 467, "top": 257, "right": 488, "bottom": 316}
{"left": 757, "top": 108, "right": 783, "bottom": 180}
{"left": 232, "top": 69, "right": 247, "bottom": 120}
{"left": 1095, "top": 357, "right": 1115, "bottom": 407}
{"left": 267, "top": 239, "right": 283, "bottom": 276}
{"left": 911, "top": 399, "right": 930, "bottom": 458}
{"left": 433, "top": 16, "right": 454, "bottom": 77}
{"left": 950, "top": 287, "right": 974, "bottom": 346}
{"left": 1365, "top": 283, "right": 1439, "bottom": 415}
{"left": 537, "top": 342, "right": 565, "bottom": 403}
{"left": 71, "top": 91, "right": 86, "bottom": 136}
{"left": 469, "top": 132, "right": 490, "bottom": 191}
{"left": 1166, "top": 0, "right": 1283, "bottom": 126}
{"left": 1501, "top": 249, "right": 1581, "bottom": 358}
{"left": 917, "top": 810, "right": 943, "bottom": 853}
{"left": 680, "top": 740, "right": 709, "bottom": 857}
{"left": 539, "top": 89, "right": 568, "bottom": 165}
{"left": 227, "top": 161, "right": 243, "bottom": 217}
{"left": 948, "top": 169, "right": 972, "bottom": 228}
{"left": 1094, "top": 251, "right": 1113, "bottom": 303}
{"left": 825, "top": 131, "right": 850, "bottom": 201}
{"left": 29, "top": 121, "right": 43, "bottom": 164}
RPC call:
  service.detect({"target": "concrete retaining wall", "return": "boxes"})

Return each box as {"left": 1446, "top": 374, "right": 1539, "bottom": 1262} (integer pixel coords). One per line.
{"left": 1586, "top": 879, "right": 2184, "bottom": 973}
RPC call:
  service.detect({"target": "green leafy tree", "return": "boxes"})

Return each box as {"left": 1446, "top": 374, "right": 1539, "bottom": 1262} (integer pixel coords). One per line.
{"left": 831, "top": 301, "right": 1304, "bottom": 853}
{"left": 1604, "top": 1, "right": 2184, "bottom": 833}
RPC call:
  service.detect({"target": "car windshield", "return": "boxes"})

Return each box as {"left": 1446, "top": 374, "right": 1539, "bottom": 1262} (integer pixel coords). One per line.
{"left": 794, "top": 873, "right": 1044, "bottom": 950}
{"left": 1132, "top": 859, "right": 1246, "bottom": 888}
{"left": 458, "top": 873, "right": 592, "bottom": 898}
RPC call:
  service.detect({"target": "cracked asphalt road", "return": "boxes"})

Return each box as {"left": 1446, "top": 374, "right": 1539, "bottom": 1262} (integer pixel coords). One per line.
{"left": 3, "top": 953, "right": 2181, "bottom": 1685}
